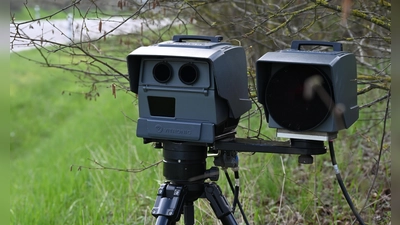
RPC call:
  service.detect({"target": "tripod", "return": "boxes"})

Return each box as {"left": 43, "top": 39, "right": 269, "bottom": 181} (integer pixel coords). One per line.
{"left": 151, "top": 141, "right": 238, "bottom": 225}
{"left": 150, "top": 138, "right": 328, "bottom": 224}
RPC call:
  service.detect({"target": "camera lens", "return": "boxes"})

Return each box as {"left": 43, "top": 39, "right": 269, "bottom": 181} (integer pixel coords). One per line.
{"left": 265, "top": 65, "right": 333, "bottom": 131}
{"left": 153, "top": 62, "right": 173, "bottom": 83}
{"left": 179, "top": 63, "right": 199, "bottom": 85}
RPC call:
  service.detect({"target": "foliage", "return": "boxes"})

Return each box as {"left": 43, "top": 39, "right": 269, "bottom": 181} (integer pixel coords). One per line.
{"left": 10, "top": 0, "right": 391, "bottom": 110}
{"left": 10, "top": 50, "right": 160, "bottom": 224}
{"left": 10, "top": 0, "right": 391, "bottom": 224}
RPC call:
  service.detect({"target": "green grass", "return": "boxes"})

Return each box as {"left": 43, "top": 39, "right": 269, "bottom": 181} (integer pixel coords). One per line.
{"left": 10, "top": 49, "right": 162, "bottom": 224}
{"left": 11, "top": 6, "right": 69, "bottom": 21}
{"left": 10, "top": 34, "right": 391, "bottom": 224}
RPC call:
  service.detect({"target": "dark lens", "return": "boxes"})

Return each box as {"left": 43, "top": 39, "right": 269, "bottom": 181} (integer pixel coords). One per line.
{"left": 265, "top": 65, "right": 333, "bottom": 131}
{"left": 153, "top": 62, "right": 172, "bottom": 83}
{"left": 179, "top": 63, "right": 199, "bottom": 85}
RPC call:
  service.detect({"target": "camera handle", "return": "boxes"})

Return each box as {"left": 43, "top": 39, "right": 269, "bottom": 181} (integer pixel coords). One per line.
{"left": 172, "top": 35, "right": 223, "bottom": 43}
{"left": 291, "top": 40, "right": 343, "bottom": 51}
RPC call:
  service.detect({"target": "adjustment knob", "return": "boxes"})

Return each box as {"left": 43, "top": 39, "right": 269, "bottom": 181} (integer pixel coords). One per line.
{"left": 205, "top": 167, "right": 220, "bottom": 181}
{"left": 298, "top": 155, "right": 313, "bottom": 164}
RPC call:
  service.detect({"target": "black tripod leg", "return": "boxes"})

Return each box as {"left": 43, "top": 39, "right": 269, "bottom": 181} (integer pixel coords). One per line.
{"left": 152, "top": 183, "right": 186, "bottom": 225}
{"left": 155, "top": 216, "right": 171, "bottom": 225}
{"left": 183, "top": 202, "right": 194, "bottom": 225}
{"left": 204, "top": 183, "right": 238, "bottom": 225}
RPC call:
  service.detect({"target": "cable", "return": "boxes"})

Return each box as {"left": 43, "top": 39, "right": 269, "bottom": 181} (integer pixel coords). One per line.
{"left": 223, "top": 169, "right": 236, "bottom": 210}
{"left": 328, "top": 141, "right": 366, "bottom": 225}
{"left": 232, "top": 170, "right": 240, "bottom": 213}
{"left": 223, "top": 169, "right": 250, "bottom": 225}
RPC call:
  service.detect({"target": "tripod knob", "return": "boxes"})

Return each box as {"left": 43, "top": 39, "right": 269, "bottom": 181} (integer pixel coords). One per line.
{"left": 205, "top": 166, "right": 220, "bottom": 181}
{"left": 298, "top": 154, "right": 313, "bottom": 164}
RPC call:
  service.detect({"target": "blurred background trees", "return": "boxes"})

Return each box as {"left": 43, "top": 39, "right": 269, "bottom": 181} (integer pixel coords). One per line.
{"left": 10, "top": 0, "right": 391, "bottom": 108}
{"left": 10, "top": 0, "right": 391, "bottom": 223}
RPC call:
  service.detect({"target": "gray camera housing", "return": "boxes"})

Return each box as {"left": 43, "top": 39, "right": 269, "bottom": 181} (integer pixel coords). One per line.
{"left": 256, "top": 41, "right": 359, "bottom": 138}
{"left": 127, "top": 35, "right": 251, "bottom": 144}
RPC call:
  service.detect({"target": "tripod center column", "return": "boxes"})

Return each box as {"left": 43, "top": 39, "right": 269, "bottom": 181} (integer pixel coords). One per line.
{"left": 162, "top": 141, "right": 207, "bottom": 184}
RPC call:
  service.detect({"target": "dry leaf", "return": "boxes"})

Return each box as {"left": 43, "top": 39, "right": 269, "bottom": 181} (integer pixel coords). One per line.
{"left": 98, "top": 20, "right": 102, "bottom": 33}
{"left": 117, "top": 0, "right": 122, "bottom": 10}
{"left": 112, "top": 83, "right": 117, "bottom": 98}
{"left": 341, "top": 0, "right": 352, "bottom": 25}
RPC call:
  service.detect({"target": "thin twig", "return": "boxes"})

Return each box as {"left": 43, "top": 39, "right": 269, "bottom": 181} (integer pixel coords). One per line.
{"left": 13, "top": 0, "right": 82, "bottom": 25}
{"left": 70, "top": 158, "right": 162, "bottom": 173}
{"left": 276, "top": 156, "right": 286, "bottom": 224}
{"left": 359, "top": 87, "right": 391, "bottom": 216}
{"left": 310, "top": 0, "right": 391, "bottom": 31}
{"left": 121, "top": 110, "right": 137, "bottom": 123}
{"left": 359, "top": 93, "right": 390, "bottom": 109}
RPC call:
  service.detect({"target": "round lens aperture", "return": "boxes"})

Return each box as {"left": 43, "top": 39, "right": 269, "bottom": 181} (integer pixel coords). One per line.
{"left": 153, "top": 62, "right": 173, "bottom": 83}
{"left": 179, "top": 63, "right": 199, "bottom": 85}
{"left": 265, "top": 65, "right": 333, "bottom": 131}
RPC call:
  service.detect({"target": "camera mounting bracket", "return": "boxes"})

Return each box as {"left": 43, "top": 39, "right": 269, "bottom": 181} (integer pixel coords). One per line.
{"left": 213, "top": 138, "right": 327, "bottom": 156}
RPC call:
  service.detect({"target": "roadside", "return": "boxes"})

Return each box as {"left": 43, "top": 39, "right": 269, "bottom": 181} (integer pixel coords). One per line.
{"left": 10, "top": 17, "right": 170, "bottom": 52}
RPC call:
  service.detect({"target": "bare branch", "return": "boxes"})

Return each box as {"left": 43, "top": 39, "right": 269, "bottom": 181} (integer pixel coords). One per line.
{"left": 70, "top": 158, "right": 162, "bottom": 173}
{"left": 359, "top": 88, "right": 391, "bottom": 214}
{"left": 311, "top": 0, "right": 391, "bottom": 31}
{"left": 359, "top": 93, "right": 390, "bottom": 109}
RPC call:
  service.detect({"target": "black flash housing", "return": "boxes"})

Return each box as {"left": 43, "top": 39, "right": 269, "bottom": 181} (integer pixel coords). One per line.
{"left": 256, "top": 40, "right": 359, "bottom": 141}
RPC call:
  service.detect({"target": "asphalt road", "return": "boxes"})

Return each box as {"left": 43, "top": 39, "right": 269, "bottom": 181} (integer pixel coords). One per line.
{"left": 10, "top": 16, "right": 170, "bottom": 52}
